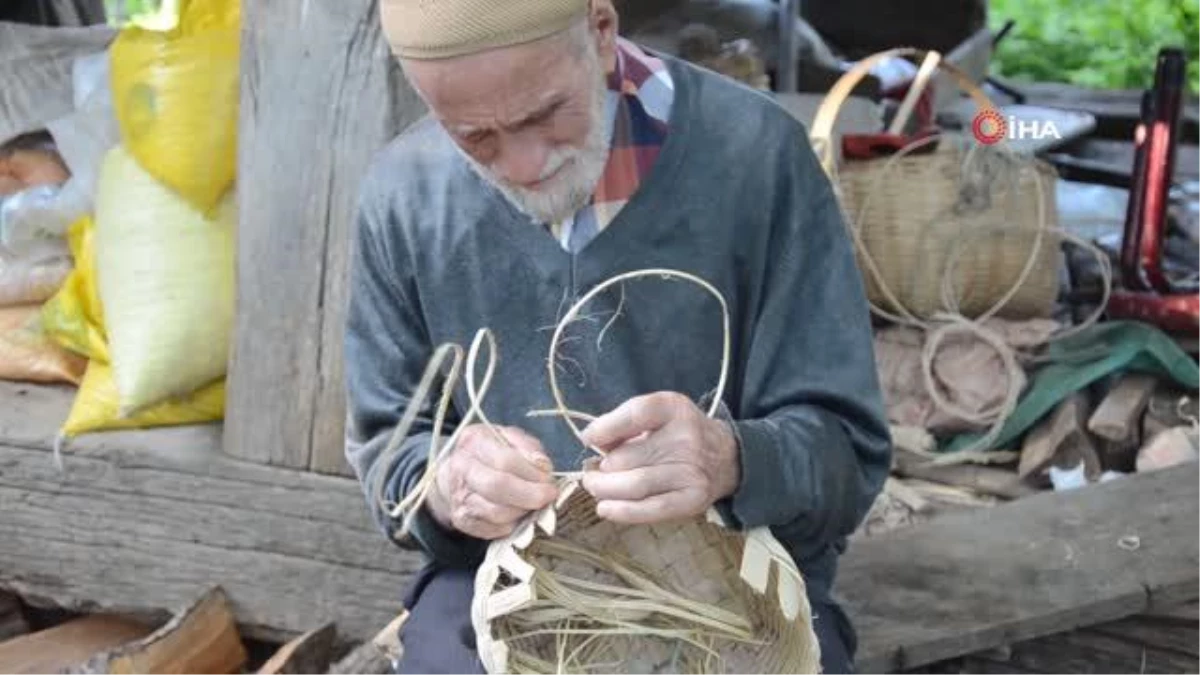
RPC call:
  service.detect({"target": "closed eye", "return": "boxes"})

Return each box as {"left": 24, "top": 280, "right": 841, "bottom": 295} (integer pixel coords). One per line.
{"left": 510, "top": 98, "right": 565, "bottom": 131}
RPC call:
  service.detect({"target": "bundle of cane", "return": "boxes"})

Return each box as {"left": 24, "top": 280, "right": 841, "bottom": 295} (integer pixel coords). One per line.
{"left": 372, "top": 269, "right": 821, "bottom": 674}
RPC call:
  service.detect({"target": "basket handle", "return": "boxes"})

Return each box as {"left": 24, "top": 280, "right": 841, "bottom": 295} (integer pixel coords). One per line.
{"left": 809, "top": 47, "right": 997, "bottom": 173}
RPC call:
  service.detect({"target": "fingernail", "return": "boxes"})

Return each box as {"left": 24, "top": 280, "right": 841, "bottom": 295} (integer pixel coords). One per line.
{"left": 528, "top": 453, "right": 550, "bottom": 470}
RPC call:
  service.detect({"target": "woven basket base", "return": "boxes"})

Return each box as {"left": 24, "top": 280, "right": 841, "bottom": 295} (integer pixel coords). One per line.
{"left": 474, "top": 482, "right": 820, "bottom": 674}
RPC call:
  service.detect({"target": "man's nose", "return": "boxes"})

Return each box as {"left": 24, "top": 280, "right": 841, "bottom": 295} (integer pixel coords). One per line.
{"left": 493, "top": 131, "right": 550, "bottom": 188}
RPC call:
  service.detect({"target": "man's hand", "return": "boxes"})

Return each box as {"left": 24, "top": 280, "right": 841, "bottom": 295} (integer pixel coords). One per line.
{"left": 580, "top": 392, "right": 740, "bottom": 524}
{"left": 425, "top": 424, "right": 558, "bottom": 539}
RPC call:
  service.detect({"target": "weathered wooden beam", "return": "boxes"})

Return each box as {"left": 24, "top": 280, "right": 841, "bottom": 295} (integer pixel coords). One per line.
{"left": 226, "top": 0, "right": 427, "bottom": 476}
{"left": 840, "top": 466, "right": 1200, "bottom": 673}
{"left": 0, "top": 382, "right": 423, "bottom": 644}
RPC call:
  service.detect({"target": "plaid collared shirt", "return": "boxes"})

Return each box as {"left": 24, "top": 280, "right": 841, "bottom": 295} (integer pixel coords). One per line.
{"left": 553, "top": 38, "right": 674, "bottom": 252}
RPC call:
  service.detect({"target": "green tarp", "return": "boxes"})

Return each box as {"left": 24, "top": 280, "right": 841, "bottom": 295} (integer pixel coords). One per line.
{"left": 942, "top": 321, "right": 1200, "bottom": 454}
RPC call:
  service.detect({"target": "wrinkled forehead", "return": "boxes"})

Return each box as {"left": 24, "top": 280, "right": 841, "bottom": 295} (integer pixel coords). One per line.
{"left": 403, "top": 35, "right": 587, "bottom": 128}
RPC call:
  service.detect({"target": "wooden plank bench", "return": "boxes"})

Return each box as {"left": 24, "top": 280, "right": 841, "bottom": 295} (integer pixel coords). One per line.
{"left": 0, "top": 382, "right": 420, "bottom": 644}
{"left": 1, "top": 381, "right": 1196, "bottom": 669}
{"left": 840, "top": 464, "right": 1199, "bottom": 672}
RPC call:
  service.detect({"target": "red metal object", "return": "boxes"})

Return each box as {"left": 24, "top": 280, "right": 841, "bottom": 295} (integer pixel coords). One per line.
{"left": 1109, "top": 47, "right": 1198, "bottom": 334}
{"left": 1107, "top": 291, "right": 1199, "bottom": 334}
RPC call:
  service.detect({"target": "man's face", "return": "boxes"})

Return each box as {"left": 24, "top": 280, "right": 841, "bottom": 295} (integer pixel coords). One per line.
{"left": 403, "top": 25, "right": 611, "bottom": 224}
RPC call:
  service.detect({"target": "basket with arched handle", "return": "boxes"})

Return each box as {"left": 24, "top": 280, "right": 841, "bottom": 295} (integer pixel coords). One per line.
{"left": 810, "top": 47, "right": 1061, "bottom": 321}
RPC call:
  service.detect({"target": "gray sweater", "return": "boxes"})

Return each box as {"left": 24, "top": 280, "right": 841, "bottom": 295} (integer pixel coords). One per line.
{"left": 344, "top": 56, "right": 891, "bottom": 603}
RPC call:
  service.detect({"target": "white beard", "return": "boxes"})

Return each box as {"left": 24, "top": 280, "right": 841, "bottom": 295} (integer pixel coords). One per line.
{"left": 456, "top": 52, "right": 611, "bottom": 226}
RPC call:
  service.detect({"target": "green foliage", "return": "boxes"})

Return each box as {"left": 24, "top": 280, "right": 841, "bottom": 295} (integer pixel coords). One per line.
{"left": 103, "top": 0, "right": 163, "bottom": 26}
{"left": 989, "top": 0, "right": 1199, "bottom": 92}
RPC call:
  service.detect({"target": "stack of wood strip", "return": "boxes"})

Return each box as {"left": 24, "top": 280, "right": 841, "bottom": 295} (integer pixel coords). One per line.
{"left": 0, "top": 585, "right": 410, "bottom": 674}
{"left": 856, "top": 375, "right": 1198, "bottom": 540}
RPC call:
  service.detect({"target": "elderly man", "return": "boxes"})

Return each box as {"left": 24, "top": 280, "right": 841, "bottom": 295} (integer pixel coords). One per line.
{"left": 344, "top": 0, "right": 891, "bottom": 672}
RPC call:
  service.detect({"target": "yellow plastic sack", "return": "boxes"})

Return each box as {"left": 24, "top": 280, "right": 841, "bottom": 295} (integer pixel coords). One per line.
{"left": 41, "top": 216, "right": 107, "bottom": 361}
{"left": 110, "top": 0, "right": 240, "bottom": 213}
{"left": 94, "top": 145, "right": 235, "bottom": 415}
{"left": 0, "top": 305, "right": 87, "bottom": 385}
{"left": 62, "top": 362, "right": 225, "bottom": 437}
{"left": 40, "top": 217, "right": 226, "bottom": 437}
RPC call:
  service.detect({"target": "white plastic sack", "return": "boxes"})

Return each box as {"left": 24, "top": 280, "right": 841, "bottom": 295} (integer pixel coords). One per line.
{"left": 0, "top": 244, "right": 72, "bottom": 307}
{"left": 40, "top": 50, "right": 121, "bottom": 244}
{"left": 94, "top": 145, "right": 235, "bottom": 415}
{"left": 0, "top": 23, "right": 116, "bottom": 144}
{"left": 0, "top": 185, "right": 77, "bottom": 254}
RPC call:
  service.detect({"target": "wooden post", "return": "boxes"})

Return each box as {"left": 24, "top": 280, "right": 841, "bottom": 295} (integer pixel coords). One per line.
{"left": 226, "top": 0, "right": 426, "bottom": 475}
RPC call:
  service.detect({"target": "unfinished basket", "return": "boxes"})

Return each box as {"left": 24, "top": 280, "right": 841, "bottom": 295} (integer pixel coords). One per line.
{"left": 471, "top": 481, "right": 821, "bottom": 674}
{"left": 376, "top": 269, "right": 823, "bottom": 674}
{"left": 809, "top": 48, "right": 1062, "bottom": 321}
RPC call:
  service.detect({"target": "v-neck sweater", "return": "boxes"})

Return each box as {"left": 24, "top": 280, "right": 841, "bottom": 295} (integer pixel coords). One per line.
{"left": 344, "top": 55, "right": 892, "bottom": 603}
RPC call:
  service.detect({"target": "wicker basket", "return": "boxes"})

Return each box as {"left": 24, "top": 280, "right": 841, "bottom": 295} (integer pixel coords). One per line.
{"left": 472, "top": 481, "right": 821, "bottom": 674}
{"left": 809, "top": 48, "right": 1062, "bottom": 321}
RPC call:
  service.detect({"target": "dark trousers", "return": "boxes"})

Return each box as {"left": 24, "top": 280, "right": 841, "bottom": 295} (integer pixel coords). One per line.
{"left": 395, "top": 563, "right": 857, "bottom": 674}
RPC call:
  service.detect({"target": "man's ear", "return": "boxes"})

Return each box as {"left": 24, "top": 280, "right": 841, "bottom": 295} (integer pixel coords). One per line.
{"left": 589, "top": 0, "right": 619, "bottom": 73}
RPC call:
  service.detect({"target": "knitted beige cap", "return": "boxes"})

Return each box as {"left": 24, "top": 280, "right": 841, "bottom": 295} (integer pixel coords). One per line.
{"left": 380, "top": 0, "right": 589, "bottom": 60}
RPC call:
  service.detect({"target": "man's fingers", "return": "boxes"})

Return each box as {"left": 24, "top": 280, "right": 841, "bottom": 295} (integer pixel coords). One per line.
{"left": 454, "top": 513, "right": 513, "bottom": 540}
{"left": 596, "top": 436, "right": 660, "bottom": 472}
{"left": 472, "top": 426, "right": 555, "bottom": 480}
{"left": 581, "top": 464, "right": 690, "bottom": 502}
{"left": 462, "top": 492, "right": 526, "bottom": 526}
{"left": 465, "top": 463, "right": 558, "bottom": 511}
{"left": 594, "top": 490, "right": 699, "bottom": 525}
{"left": 581, "top": 392, "right": 685, "bottom": 451}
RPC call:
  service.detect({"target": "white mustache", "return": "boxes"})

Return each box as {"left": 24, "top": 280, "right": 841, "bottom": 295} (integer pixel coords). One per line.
{"left": 486, "top": 146, "right": 574, "bottom": 188}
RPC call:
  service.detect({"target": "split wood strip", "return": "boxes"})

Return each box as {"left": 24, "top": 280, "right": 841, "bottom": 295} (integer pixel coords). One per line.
{"left": 0, "top": 382, "right": 421, "bottom": 644}
{"left": 327, "top": 643, "right": 393, "bottom": 675}
{"left": 226, "top": 0, "right": 427, "bottom": 476}
{"left": 0, "top": 615, "right": 151, "bottom": 674}
{"left": 1088, "top": 373, "right": 1158, "bottom": 444}
{"left": 892, "top": 448, "right": 1036, "bottom": 500}
{"left": 328, "top": 611, "right": 409, "bottom": 675}
{"left": 258, "top": 623, "right": 338, "bottom": 675}
{"left": 1018, "top": 393, "right": 1100, "bottom": 479}
{"left": 840, "top": 465, "right": 1199, "bottom": 673}
{"left": 73, "top": 587, "right": 247, "bottom": 674}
